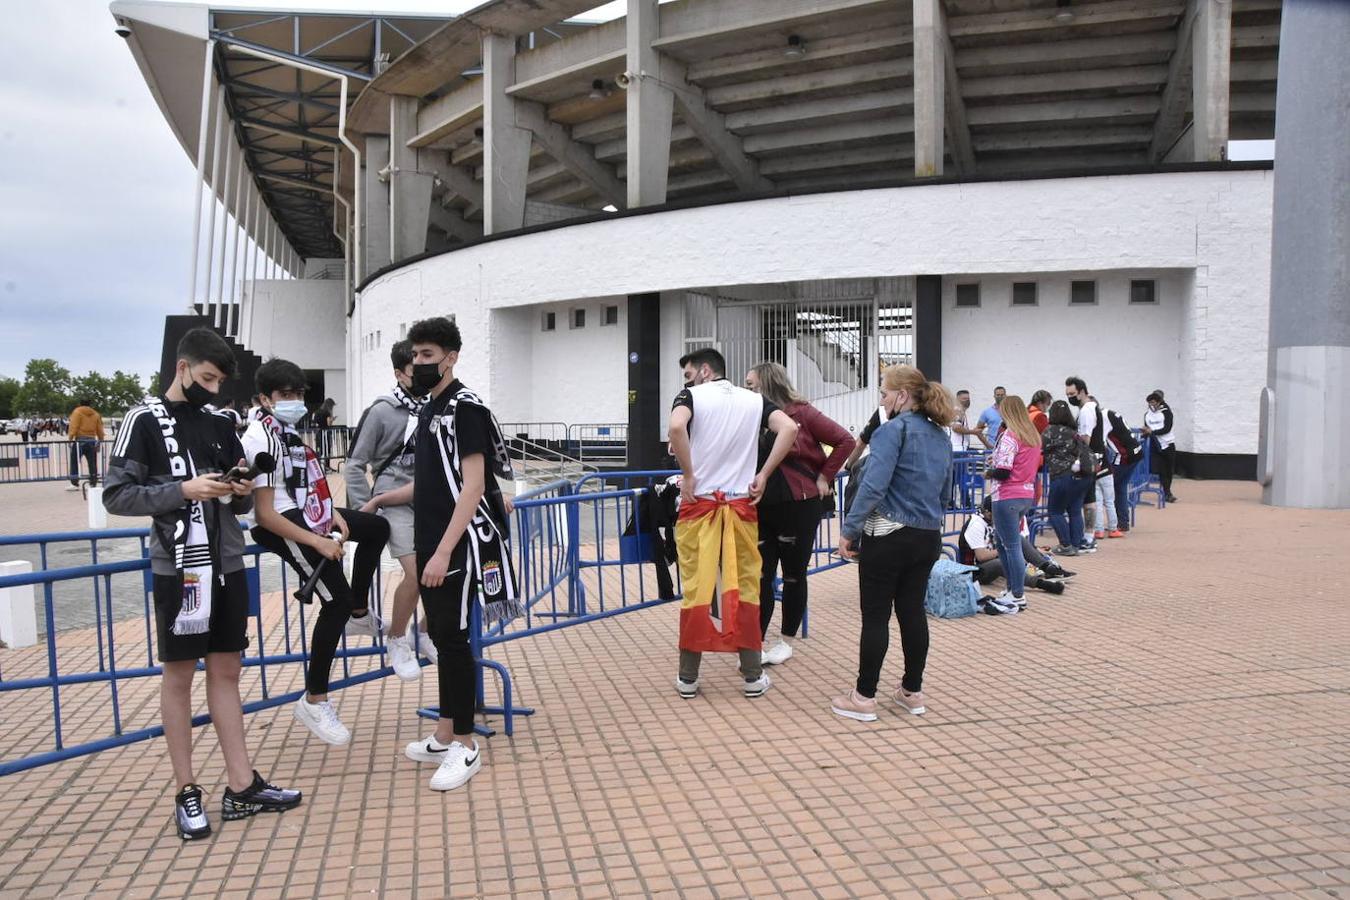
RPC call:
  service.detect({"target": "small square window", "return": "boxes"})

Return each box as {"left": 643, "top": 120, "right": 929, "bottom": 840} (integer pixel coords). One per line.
{"left": 572, "top": 308, "right": 586, "bottom": 329}
{"left": 1070, "top": 280, "right": 1097, "bottom": 305}
{"left": 1012, "top": 282, "right": 1038, "bottom": 306}
{"left": 1130, "top": 279, "right": 1157, "bottom": 304}
{"left": 955, "top": 283, "right": 980, "bottom": 308}
{"left": 602, "top": 304, "right": 620, "bottom": 326}
{"left": 542, "top": 311, "right": 556, "bottom": 332}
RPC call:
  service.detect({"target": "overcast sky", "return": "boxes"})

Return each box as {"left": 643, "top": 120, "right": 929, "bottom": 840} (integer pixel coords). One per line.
{"left": 0, "top": 1, "right": 1270, "bottom": 384}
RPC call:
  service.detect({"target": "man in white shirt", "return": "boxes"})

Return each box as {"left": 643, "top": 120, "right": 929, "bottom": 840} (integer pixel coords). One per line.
{"left": 1065, "top": 376, "right": 1103, "bottom": 547}
{"left": 668, "top": 348, "right": 798, "bottom": 700}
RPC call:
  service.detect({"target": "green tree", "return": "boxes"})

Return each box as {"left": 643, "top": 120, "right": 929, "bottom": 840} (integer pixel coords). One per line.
{"left": 15, "top": 359, "right": 72, "bottom": 416}
{"left": 146, "top": 371, "right": 161, "bottom": 397}
{"left": 107, "top": 371, "right": 146, "bottom": 414}
{"left": 0, "top": 377, "right": 19, "bottom": 419}
{"left": 71, "top": 371, "right": 113, "bottom": 411}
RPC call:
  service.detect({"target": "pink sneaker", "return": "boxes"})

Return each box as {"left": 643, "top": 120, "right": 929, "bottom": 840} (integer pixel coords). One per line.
{"left": 830, "top": 690, "right": 878, "bottom": 722}
{"left": 893, "top": 686, "right": 926, "bottom": 715}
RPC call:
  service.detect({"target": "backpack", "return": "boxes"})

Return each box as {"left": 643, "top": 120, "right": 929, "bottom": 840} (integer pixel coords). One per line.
{"left": 925, "top": 557, "right": 980, "bottom": 619}
{"left": 1073, "top": 435, "right": 1096, "bottom": 479}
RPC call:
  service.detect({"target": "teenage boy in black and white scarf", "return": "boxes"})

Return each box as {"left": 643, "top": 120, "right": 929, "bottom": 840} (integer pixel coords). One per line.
{"left": 243, "top": 358, "right": 391, "bottom": 748}
{"left": 364, "top": 316, "right": 519, "bottom": 792}
{"left": 104, "top": 328, "right": 301, "bottom": 840}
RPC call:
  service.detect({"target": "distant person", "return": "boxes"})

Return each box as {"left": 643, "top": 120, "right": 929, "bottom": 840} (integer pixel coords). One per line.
{"left": 976, "top": 386, "right": 1007, "bottom": 449}
{"left": 67, "top": 398, "right": 105, "bottom": 488}
{"left": 670, "top": 348, "right": 798, "bottom": 700}
{"left": 103, "top": 327, "right": 300, "bottom": 839}
{"left": 1086, "top": 395, "right": 1122, "bottom": 540}
{"left": 949, "top": 389, "right": 984, "bottom": 451}
{"left": 744, "top": 362, "right": 855, "bottom": 667}
{"left": 1041, "top": 400, "right": 1094, "bottom": 555}
{"left": 985, "top": 395, "right": 1043, "bottom": 610}
{"left": 1142, "top": 390, "right": 1177, "bottom": 503}
{"left": 833, "top": 365, "right": 953, "bottom": 723}
{"left": 16, "top": 416, "right": 29, "bottom": 443}
{"left": 1028, "top": 390, "right": 1052, "bottom": 434}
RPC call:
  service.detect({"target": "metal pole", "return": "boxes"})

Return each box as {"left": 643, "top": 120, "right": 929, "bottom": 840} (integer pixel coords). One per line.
{"left": 202, "top": 84, "right": 226, "bottom": 319}
{"left": 187, "top": 40, "right": 216, "bottom": 313}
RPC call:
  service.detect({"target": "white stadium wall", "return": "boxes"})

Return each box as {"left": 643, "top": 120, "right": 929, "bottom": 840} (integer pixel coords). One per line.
{"left": 353, "top": 169, "right": 1273, "bottom": 458}
{"left": 241, "top": 278, "right": 348, "bottom": 421}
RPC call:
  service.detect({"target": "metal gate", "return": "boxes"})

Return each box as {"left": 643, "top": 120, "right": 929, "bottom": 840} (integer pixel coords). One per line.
{"left": 684, "top": 288, "right": 914, "bottom": 435}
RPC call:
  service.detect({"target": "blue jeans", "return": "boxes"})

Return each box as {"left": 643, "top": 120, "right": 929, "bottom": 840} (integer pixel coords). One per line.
{"left": 1047, "top": 474, "right": 1092, "bottom": 547}
{"left": 993, "top": 497, "right": 1035, "bottom": 597}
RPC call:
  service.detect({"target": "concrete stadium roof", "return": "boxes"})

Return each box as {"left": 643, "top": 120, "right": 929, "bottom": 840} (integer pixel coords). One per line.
{"left": 116, "top": 0, "right": 1282, "bottom": 261}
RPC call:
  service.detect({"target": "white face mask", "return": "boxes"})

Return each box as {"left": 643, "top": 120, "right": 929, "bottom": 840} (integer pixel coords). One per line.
{"left": 272, "top": 399, "right": 307, "bottom": 425}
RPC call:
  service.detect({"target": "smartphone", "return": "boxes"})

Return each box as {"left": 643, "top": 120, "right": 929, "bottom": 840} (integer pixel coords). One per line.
{"left": 219, "top": 465, "right": 252, "bottom": 483}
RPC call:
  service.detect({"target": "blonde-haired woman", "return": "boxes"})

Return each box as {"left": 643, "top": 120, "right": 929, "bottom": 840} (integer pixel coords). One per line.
{"left": 986, "top": 395, "right": 1043, "bottom": 611}
{"left": 745, "top": 362, "right": 855, "bottom": 665}
{"left": 832, "top": 365, "right": 954, "bottom": 723}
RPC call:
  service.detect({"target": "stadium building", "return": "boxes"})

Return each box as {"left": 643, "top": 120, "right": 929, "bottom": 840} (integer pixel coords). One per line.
{"left": 111, "top": 0, "right": 1292, "bottom": 479}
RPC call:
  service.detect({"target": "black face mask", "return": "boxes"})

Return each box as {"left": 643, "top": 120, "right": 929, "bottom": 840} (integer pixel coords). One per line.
{"left": 181, "top": 374, "right": 215, "bottom": 409}
{"left": 1068, "top": 395, "right": 1083, "bottom": 407}
{"left": 410, "top": 359, "right": 445, "bottom": 395}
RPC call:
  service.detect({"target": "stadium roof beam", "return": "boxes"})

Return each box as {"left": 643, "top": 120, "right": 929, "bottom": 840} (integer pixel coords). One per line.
{"left": 947, "top": 0, "right": 1184, "bottom": 38}
{"left": 409, "top": 82, "right": 483, "bottom": 149}
{"left": 483, "top": 32, "right": 533, "bottom": 233}
{"left": 238, "top": 117, "right": 340, "bottom": 147}
{"left": 662, "top": 58, "right": 773, "bottom": 195}
{"left": 513, "top": 101, "right": 628, "bottom": 208}
{"left": 427, "top": 203, "right": 481, "bottom": 243}
{"left": 1150, "top": 0, "right": 1200, "bottom": 161}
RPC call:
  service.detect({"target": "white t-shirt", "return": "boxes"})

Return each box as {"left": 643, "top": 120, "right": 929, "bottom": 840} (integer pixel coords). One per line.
{"left": 241, "top": 418, "right": 300, "bottom": 514}
{"left": 962, "top": 515, "right": 993, "bottom": 553}
{"left": 673, "top": 379, "right": 775, "bottom": 498}
{"left": 949, "top": 408, "right": 970, "bottom": 452}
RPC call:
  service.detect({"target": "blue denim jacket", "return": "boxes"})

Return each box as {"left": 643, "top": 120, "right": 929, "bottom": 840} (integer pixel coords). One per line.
{"left": 842, "top": 410, "right": 953, "bottom": 539}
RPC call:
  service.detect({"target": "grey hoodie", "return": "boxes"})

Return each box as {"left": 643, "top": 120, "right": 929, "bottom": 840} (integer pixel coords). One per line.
{"left": 342, "top": 395, "right": 416, "bottom": 509}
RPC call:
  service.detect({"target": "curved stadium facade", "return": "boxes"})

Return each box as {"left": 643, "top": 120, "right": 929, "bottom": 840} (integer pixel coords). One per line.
{"left": 112, "top": 0, "right": 1283, "bottom": 475}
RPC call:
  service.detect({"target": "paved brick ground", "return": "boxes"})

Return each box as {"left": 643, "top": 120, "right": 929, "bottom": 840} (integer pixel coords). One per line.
{"left": 1, "top": 479, "right": 1348, "bottom": 898}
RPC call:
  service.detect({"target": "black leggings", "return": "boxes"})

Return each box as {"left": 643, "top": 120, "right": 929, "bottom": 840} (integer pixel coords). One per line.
{"left": 855, "top": 527, "right": 940, "bottom": 698}
{"left": 1154, "top": 442, "right": 1176, "bottom": 496}
{"left": 252, "top": 507, "right": 390, "bottom": 696}
{"left": 418, "top": 543, "right": 476, "bottom": 737}
{"left": 758, "top": 498, "right": 823, "bottom": 638}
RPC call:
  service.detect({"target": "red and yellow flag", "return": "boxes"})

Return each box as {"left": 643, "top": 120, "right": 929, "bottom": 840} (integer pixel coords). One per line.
{"left": 675, "top": 493, "right": 762, "bottom": 653}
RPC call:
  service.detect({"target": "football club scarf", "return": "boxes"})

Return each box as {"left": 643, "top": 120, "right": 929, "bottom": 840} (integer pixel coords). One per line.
{"left": 144, "top": 396, "right": 215, "bottom": 635}
{"left": 258, "top": 411, "right": 333, "bottom": 534}
{"left": 675, "top": 492, "right": 763, "bottom": 653}
{"left": 430, "top": 386, "right": 521, "bottom": 626}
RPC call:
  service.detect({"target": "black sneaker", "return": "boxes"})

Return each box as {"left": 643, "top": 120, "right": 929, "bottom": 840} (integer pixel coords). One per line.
{"left": 221, "top": 771, "right": 302, "bottom": 821}
{"left": 1036, "top": 578, "right": 1065, "bottom": 595}
{"left": 1165, "top": 494, "right": 1178, "bottom": 503}
{"left": 1041, "top": 562, "right": 1076, "bottom": 580}
{"left": 175, "top": 784, "right": 211, "bottom": 840}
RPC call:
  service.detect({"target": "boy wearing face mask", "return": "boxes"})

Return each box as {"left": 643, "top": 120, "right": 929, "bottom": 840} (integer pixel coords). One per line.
{"left": 242, "top": 358, "right": 391, "bottom": 747}
{"left": 104, "top": 328, "right": 302, "bottom": 839}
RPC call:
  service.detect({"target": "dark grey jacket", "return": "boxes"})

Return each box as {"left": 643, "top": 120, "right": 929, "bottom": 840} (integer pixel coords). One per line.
{"left": 103, "top": 401, "right": 251, "bottom": 576}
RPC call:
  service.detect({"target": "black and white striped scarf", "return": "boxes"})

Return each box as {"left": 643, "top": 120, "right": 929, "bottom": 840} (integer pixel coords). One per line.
{"left": 392, "top": 384, "right": 425, "bottom": 415}
{"left": 429, "top": 386, "right": 520, "bottom": 626}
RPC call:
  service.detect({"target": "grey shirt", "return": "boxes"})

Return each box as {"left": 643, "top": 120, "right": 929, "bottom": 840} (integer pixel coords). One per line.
{"left": 342, "top": 395, "right": 416, "bottom": 509}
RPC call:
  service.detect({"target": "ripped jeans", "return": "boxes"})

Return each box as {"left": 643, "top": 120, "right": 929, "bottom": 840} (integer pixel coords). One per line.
{"left": 757, "top": 497, "right": 823, "bottom": 638}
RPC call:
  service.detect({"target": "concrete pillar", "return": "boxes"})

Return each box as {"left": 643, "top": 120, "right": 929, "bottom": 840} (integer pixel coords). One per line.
{"left": 1263, "top": 1, "right": 1350, "bottom": 509}
{"left": 1192, "top": 0, "right": 1232, "bottom": 162}
{"left": 626, "top": 0, "right": 674, "bottom": 207}
{"left": 912, "top": 0, "right": 945, "bottom": 177}
{"left": 390, "top": 96, "right": 433, "bottom": 260}
{"left": 627, "top": 292, "right": 665, "bottom": 469}
{"left": 914, "top": 275, "right": 942, "bottom": 380}
{"left": 483, "top": 33, "right": 532, "bottom": 234}
{"left": 363, "top": 136, "right": 391, "bottom": 274}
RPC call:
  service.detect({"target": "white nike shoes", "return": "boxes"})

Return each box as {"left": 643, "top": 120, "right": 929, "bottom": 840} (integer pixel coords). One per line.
{"left": 405, "top": 733, "right": 482, "bottom": 791}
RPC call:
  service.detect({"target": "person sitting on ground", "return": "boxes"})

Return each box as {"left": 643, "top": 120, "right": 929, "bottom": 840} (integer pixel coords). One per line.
{"left": 959, "top": 498, "right": 1073, "bottom": 595}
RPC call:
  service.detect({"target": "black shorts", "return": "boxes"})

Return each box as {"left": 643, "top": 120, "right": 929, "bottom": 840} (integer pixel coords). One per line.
{"left": 153, "top": 569, "right": 251, "bottom": 663}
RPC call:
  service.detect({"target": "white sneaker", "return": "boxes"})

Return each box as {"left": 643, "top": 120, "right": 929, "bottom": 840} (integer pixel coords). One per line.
{"left": 674, "top": 676, "right": 699, "bottom": 699}
{"left": 293, "top": 697, "right": 351, "bottom": 746}
{"left": 385, "top": 633, "right": 421, "bottom": 681}
{"left": 409, "top": 623, "right": 438, "bottom": 665}
{"left": 345, "top": 609, "right": 383, "bottom": 642}
{"left": 761, "top": 640, "right": 794, "bottom": 666}
{"left": 743, "top": 673, "right": 772, "bottom": 698}
{"left": 429, "top": 740, "right": 482, "bottom": 791}
{"left": 405, "top": 733, "right": 453, "bottom": 763}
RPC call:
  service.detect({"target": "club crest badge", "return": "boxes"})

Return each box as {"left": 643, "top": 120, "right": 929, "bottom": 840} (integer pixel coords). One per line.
{"left": 482, "top": 561, "right": 502, "bottom": 597}
{"left": 181, "top": 573, "right": 201, "bottom": 616}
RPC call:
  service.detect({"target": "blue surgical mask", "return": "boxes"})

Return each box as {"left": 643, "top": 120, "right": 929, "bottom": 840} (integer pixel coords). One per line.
{"left": 272, "top": 400, "right": 307, "bottom": 425}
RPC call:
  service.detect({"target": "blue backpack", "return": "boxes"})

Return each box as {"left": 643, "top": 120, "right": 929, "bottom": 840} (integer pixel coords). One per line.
{"left": 925, "top": 557, "right": 980, "bottom": 618}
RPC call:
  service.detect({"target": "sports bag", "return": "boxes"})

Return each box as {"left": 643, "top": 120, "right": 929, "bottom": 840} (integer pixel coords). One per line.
{"left": 925, "top": 557, "right": 980, "bottom": 619}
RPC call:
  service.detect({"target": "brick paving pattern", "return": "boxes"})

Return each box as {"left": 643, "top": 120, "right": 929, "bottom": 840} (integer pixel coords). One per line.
{"left": 0, "top": 479, "right": 1348, "bottom": 898}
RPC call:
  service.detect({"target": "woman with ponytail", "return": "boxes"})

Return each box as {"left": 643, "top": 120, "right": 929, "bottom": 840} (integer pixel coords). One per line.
{"left": 985, "top": 395, "right": 1043, "bottom": 611}
{"left": 832, "top": 365, "right": 954, "bottom": 723}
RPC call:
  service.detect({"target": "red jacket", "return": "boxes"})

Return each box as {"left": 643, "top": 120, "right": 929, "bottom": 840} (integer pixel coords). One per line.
{"left": 773, "top": 402, "right": 857, "bottom": 501}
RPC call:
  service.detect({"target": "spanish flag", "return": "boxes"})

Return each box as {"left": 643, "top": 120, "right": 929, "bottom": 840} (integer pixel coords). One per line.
{"left": 676, "top": 493, "right": 762, "bottom": 653}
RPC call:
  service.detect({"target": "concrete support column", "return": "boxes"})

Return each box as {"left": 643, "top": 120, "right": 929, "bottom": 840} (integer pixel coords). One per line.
{"left": 213, "top": 137, "right": 236, "bottom": 319}
{"left": 626, "top": 0, "right": 674, "bottom": 207}
{"left": 627, "top": 292, "right": 666, "bottom": 470}
{"left": 1263, "top": 1, "right": 1350, "bottom": 508}
{"left": 914, "top": 275, "right": 942, "bottom": 381}
{"left": 1192, "top": 0, "right": 1232, "bottom": 162}
{"left": 482, "top": 33, "right": 532, "bottom": 234}
{"left": 187, "top": 42, "right": 215, "bottom": 313}
{"left": 913, "top": 0, "right": 945, "bottom": 177}
{"left": 363, "top": 136, "right": 391, "bottom": 275}
{"left": 390, "top": 95, "right": 433, "bottom": 260}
